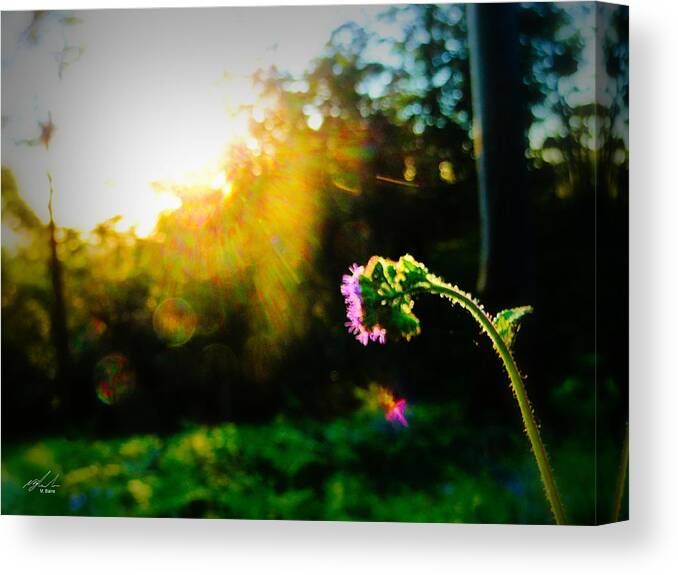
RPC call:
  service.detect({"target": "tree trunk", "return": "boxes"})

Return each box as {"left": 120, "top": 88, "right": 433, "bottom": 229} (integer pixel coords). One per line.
{"left": 47, "top": 173, "right": 70, "bottom": 413}
{"left": 467, "top": 4, "right": 534, "bottom": 308}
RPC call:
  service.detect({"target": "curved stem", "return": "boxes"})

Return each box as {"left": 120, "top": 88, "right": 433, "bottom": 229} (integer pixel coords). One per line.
{"left": 426, "top": 279, "right": 568, "bottom": 525}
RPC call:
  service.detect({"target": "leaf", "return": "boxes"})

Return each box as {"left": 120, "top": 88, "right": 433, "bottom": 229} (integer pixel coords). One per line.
{"left": 494, "top": 306, "right": 533, "bottom": 349}
{"left": 389, "top": 301, "right": 420, "bottom": 341}
{"left": 397, "top": 254, "right": 428, "bottom": 285}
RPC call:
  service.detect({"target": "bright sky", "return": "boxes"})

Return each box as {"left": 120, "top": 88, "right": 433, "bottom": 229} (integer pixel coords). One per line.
{"left": 2, "top": 5, "right": 604, "bottom": 238}
{"left": 1, "top": 6, "right": 383, "bottom": 236}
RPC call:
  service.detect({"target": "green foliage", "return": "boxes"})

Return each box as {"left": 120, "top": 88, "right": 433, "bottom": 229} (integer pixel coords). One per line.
{"left": 494, "top": 306, "right": 533, "bottom": 350}
{"left": 358, "top": 254, "right": 431, "bottom": 340}
{"left": 2, "top": 402, "right": 568, "bottom": 523}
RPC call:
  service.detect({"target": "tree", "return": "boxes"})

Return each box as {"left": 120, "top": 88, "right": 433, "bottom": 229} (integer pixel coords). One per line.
{"left": 467, "top": 3, "right": 534, "bottom": 306}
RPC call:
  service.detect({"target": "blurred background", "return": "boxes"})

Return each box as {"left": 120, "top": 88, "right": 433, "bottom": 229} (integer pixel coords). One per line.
{"left": 1, "top": 3, "right": 628, "bottom": 524}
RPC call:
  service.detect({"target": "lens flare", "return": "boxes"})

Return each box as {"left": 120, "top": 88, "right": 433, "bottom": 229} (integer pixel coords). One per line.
{"left": 153, "top": 297, "right": 197, "bottom": 346}
{"left": 94, "top": 353, "right": 135, "bottom": 405}
{"left": 72, "top": 318, "right": 107, "bottom": 354}
{"left": 358, "top": 383, "right": 409, "bottom": 427}
{"left": 385, "top": 398, "right": 408, "bottom": 427}
{"left": 378, "top": 387, "right": 408, "bottom": 427}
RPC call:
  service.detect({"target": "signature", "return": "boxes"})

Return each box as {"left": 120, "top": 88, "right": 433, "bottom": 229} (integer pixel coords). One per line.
{"left": 23, "top": 470, "right": 61, "bottom": 494}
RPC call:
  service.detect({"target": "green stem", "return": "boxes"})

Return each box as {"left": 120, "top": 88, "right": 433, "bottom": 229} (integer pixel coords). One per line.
{"left": 610, "top": 422, "right": 629, "bottom": 522}
{"left": 426, "top": 279, "right": 567, "bottom": 525}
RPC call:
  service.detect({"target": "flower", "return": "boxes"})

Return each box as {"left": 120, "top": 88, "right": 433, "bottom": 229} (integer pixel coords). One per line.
{"left": 340, "top": 263, "right": 386, "bottom": 345}
{"left": 340, "top": 255, "right": 426, "bottom": 344}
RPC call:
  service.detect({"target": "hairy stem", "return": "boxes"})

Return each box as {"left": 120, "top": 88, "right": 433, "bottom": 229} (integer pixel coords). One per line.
{"left": 425, "top": 279, "right": 567, "bottom": 525}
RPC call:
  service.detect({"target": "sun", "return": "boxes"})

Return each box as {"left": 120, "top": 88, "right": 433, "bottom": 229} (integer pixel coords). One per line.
{"left": 112, "top": 75, "right": 260, "bottom": 237}
{"left": 4, "top": 59, "right": 262, "bottom": 239}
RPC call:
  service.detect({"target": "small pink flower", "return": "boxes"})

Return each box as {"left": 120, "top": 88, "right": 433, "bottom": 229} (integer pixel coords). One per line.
{"left": 340, "top": 264, "right": 386, "bottom": 346}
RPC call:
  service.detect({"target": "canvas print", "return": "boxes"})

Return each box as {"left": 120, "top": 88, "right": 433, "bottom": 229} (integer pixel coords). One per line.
{"left": 1, "top": 2, "right": 628, "bottom": 525}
